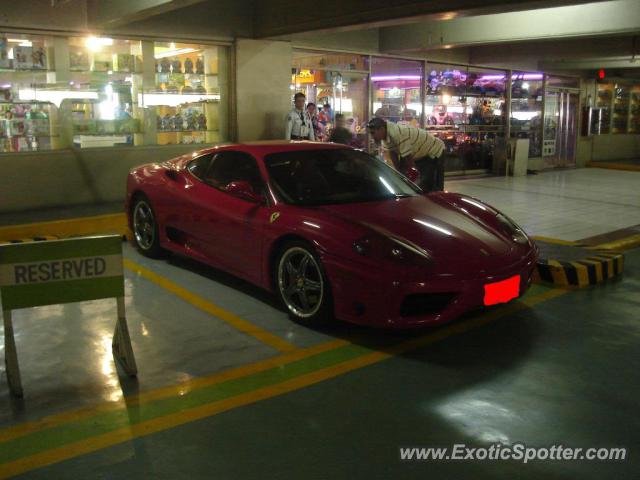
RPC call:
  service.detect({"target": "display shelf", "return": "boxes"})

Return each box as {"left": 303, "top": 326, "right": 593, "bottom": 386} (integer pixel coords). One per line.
{"left": 612, "top": 84, "right": 630, "bottom": 134}
{"left": 0, "top": 99, "right": 59, "bottom": 152}
{"left": 595, "top": 82, "right": 613, "bottom": 134}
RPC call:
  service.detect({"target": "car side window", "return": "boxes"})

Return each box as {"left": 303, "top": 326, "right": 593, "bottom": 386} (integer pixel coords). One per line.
{"left": 187, "top": 154, "right": 214, "bottom": 180}
{"left": 204, "top": 151, "right": 264, "bottom": 193}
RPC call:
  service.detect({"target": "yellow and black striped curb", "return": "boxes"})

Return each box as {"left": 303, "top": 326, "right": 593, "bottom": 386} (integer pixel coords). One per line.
{"left": 533, "top": 247, "right": 624, "bottom": 287}
{"left": 0, "top": 235, "right": 59, "bottom": 246}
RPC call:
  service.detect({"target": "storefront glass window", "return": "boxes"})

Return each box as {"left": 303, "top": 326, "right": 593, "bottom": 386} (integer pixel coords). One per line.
{"left": 63, "top": 36, "right": 142, "bottom": 148}
{"left": 142, "top": 42, "right": 227, "bottom": 146}
{"left": 546, "top": 75, "right": 580, "bottom": 89}
{"left": 611, "top": 83, "right": 630, "bottom": 134}
{"left": 510, "top": 71, "right": 544, "bottom": 157}
{"left": 291, "top": 50, "right": 369, "bottom": 147}
{"left": 1, "top": 34, "right": 229, "bottom": 152}
{"left": 371, "top": 57, "right": 423, "bottom": 126}
{"left": 425, "top": 63, "right": 507, "bottom": 172}
{"left": 0, "top": 33, "right": 60, "bottom": 152}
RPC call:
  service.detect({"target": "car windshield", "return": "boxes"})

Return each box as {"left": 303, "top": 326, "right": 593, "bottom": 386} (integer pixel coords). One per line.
{"left": 264, "top": 148, "right": 421, "bottom": 206}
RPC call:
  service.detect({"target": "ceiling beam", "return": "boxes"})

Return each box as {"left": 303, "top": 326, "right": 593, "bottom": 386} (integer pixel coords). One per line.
{"left": 254, "top": 0, "right": 609, "bottom": 38}
{"left": 379, "top": 0, "right": 640, "bottom": 52}
{"left": 86, "top": 0, "right": 207, "bottom": 28}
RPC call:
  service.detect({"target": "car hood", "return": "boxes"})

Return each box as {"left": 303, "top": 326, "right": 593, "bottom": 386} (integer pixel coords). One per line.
{"left": 318, "top": 193, "right": 519, "bottom": 267}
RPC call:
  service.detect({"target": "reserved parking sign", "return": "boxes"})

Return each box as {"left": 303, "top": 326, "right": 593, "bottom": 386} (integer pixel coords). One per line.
{"left": 0, "top": 235, "right": 136, "bottom": 397}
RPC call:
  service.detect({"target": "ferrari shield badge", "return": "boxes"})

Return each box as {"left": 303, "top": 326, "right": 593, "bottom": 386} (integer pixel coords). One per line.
{"left": 270, "top": 212, "right": 280, "bottom": 224}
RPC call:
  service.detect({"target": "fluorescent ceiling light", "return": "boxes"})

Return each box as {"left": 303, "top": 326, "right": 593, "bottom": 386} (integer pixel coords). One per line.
{"left": 154, "top": 48, "right": 197, "bottom": 59}
{"left": 8, "top": 39, "right": 32, "bottom": 46}
{"left": 18, "top": 88, "right": 99, "bottom": 107}
{"left": 86, "top": 37, "right": 113, "bottom": 51}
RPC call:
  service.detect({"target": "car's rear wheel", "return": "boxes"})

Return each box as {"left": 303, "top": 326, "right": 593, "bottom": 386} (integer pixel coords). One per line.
{"left": 276, "top": 241, "right": 333, "bottom": 327}
{"left": 132, "top": 195, "right": 162, "bottom": 257}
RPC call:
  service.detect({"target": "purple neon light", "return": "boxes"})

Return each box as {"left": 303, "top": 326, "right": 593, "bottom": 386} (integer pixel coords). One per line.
{"left": 480, "top": 73, "right": 543, "bottom": 81}
{"left": 371, "top": 75, "right": 422, "bottom": 81}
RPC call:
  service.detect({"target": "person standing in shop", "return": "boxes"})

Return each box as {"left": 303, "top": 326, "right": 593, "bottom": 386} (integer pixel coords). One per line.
{"left": 286, "top": 93, "right": 315, "bottom": 141}
{"left": 329, "top": 113, "right": 353, "bottom": 145}
{"left": 367, "top": 118, "right": 446, "bottom": 192}
{"left": 306, "top": 102, "right": 323, "bottom": 141}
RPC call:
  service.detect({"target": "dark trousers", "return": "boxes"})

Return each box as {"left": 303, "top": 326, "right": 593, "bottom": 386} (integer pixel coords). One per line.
{"left": 415, "top": 156, "right": 444, "bottom": 192}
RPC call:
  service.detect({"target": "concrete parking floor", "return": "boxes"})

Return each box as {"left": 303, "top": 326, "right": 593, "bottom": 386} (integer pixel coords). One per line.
{"left": 1, "top": 166, "right": 639, "bottom": 479}
{"left": 1, "top": 243, "right": 638, "bottom": 479}
{"left": 447, "top": 167, "right": 640, "bottom": 241}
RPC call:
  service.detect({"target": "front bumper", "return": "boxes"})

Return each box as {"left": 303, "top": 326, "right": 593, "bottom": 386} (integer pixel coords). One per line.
{"left": 323, "top": 249, "right": 538, "bottom": 328}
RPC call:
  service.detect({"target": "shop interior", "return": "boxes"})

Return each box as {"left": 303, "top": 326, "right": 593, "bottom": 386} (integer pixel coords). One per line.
{"left": 0, "top": 34, "right": 227, "bottom": 152}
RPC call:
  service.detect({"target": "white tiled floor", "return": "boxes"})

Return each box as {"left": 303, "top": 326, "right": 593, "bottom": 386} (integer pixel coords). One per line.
{"left": 446, "top": 168, "right": 640, "bottom": 241}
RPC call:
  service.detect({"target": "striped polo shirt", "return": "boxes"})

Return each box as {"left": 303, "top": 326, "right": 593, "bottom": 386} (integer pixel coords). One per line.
{"left": 382, "top": 121, "right": 445, "bottom": 160}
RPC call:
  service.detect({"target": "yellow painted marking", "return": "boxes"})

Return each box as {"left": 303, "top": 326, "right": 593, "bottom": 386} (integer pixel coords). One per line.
{"left": 531, "top": 236, "right": 579, "bottom": 246}
{"left": 581, "top": 259, "right": 603, "bottom": 283}
{"left": 0, "top": 214, "right": 127, "bottom": 242}
{"left": 0, "top": 288, "right": 567, "bottom": 479}
{"left": 594, "top": 234, "right": 640, "bottom": 252}
{"left": 570, "top": 262, "right": 589, "bottom": 287}
{"left": 269, "top": 212, "right": 281, "bottom": 223}
{"left": 0, "top": 338, "right": 346, "bottom": 444}
{"left": 123, "top": 258, "right": 296, "bottom": 354}
{"left": 547, "top": 259, "right": 569, "bottom": 286}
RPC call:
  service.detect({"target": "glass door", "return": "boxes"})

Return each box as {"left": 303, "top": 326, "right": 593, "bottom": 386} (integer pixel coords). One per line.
{"left": 543, "top": 88, "right": 578, "bottom": 167}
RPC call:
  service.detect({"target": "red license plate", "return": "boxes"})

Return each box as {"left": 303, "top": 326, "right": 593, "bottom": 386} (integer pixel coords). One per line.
{"left": 484, "top": 275, "right": 520, "bottom": 306}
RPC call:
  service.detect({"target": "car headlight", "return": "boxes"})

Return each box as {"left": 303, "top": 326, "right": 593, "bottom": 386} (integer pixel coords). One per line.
{"left": 353, "top": 234, "right": 433, "bottom": 266}
{"left": 496, "top": 213, "right": 529, "bottom": 245}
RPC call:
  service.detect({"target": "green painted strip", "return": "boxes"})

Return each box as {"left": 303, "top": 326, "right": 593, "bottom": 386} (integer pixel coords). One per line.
{"left": 0, "top": 236, "right": 121, "bottom": 264}
{"left": 0, "top": 342, "right": 373, "bottom": 464}
{"left": 0, "top": 287, "right": 560, "bottom": 465}
{"left": 0, "top": 276, "right": 124, "bottom": 310}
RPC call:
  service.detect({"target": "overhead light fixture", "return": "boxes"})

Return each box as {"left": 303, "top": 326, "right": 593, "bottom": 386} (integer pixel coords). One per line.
{"left": 86, "top": 36, "right": 113, "bottom": 51}
{"left": 8, "top": 38, "right": 32, "bottom": 46}
{"left": 154, "top": 48, "right": 197, "bottom": 59}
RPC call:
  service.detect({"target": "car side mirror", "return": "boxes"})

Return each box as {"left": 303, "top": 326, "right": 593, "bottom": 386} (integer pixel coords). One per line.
{"left": 225, "top": 181, "right": 265, "bottom": 204}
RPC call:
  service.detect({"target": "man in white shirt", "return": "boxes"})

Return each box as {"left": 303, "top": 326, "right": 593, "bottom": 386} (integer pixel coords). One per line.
{"left": 367, "top": 117, "right": 445, "bottom": 192}
{"left": 286, "top": 93, "right": 315, "bottom": 141}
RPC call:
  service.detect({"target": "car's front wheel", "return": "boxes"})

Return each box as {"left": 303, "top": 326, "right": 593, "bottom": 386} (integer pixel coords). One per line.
{"left": 132, "top": 194, "right": 162, "bottom": 257}
{"left": 276, "top": 241, "right": 333, "bottom": 327}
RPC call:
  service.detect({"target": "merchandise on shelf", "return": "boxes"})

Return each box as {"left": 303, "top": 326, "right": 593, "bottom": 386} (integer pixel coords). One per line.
{"left": 595, "top": 82, "right": 613, "bottom": 134}
{"left": 0, "top": 101, "right": 56, "bottom": 152}
{"left": 612, "top": 84, "right": 630, "bottom": 134}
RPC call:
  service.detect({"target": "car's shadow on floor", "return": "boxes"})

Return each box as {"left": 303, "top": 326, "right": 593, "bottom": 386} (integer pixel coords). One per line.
{"left": 163, "top": 251, "right": 539, "bottom": 374}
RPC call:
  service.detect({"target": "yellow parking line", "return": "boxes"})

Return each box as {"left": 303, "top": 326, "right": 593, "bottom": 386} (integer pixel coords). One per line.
{"left": 0, "top": 338, "right": 346, "bottom": 444}
{"left": 123, "top": 258, "right": 297, "bottom": 354}
{"left": 594, "top": 233, "right": 640, "bottom": 252}
{"left": 0, "top": 214, "right": 127, "bottom": 241}
{"left": 531, "top": 236, "right": 579, "bottom": 246}
{"left": 0, "top": 288, "right": 567, "bottom": 479}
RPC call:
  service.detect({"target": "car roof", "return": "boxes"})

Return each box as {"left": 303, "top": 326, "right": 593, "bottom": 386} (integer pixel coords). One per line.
{"left": 194, "top": 141, "right": 351, "bottom": 157}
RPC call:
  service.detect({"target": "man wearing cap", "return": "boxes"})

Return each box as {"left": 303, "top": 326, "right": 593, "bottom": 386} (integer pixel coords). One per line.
{"left": 368, "top": 118, "right": 446, "bottom": 192}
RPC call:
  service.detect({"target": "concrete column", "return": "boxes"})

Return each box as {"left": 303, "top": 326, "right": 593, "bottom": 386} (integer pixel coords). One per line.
{"left": 235, "top": 39, "right": 292, "bottom": 141}
{"left": 136, "top": 40, "right": 157, "bottom": 146}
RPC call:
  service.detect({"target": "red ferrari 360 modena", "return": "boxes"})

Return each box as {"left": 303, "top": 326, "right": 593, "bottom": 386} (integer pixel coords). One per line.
{"left": 126, "top": 141, "right": 538, "bottom": 328}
